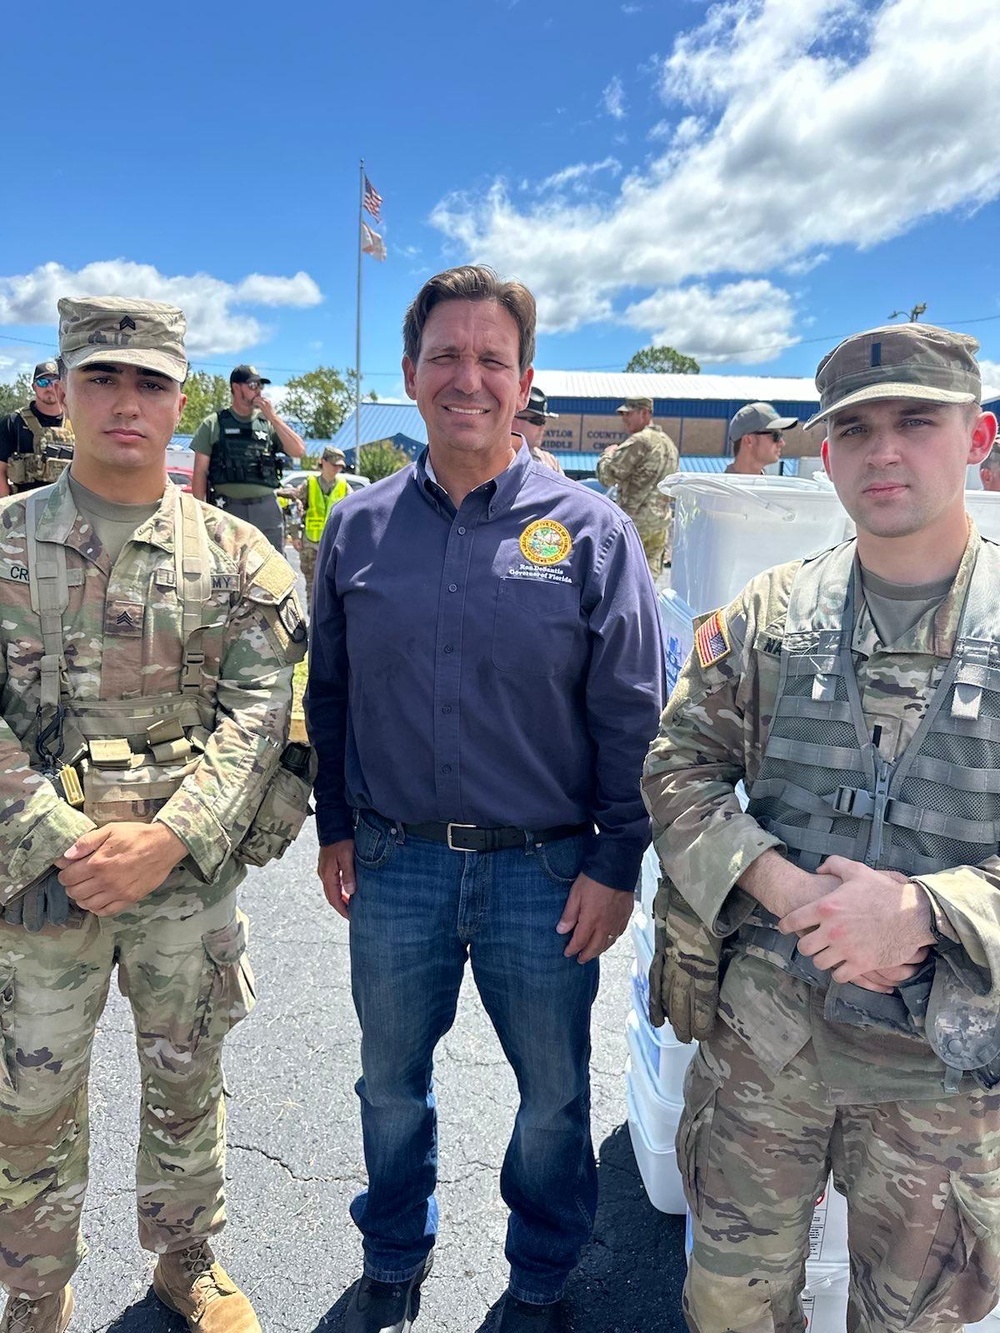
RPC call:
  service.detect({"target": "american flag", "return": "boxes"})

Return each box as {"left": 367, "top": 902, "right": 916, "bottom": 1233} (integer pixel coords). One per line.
{"left": 363, "top": 175, "right": 382, "bottom": 221}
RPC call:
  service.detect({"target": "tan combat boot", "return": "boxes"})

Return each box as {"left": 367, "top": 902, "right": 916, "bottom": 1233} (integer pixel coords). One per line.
{"left": 152, "top": 1240, "right": 261, "bottom": 1332}
{"left": 0, "top": 1287, "right": 73, "bottom": 1333}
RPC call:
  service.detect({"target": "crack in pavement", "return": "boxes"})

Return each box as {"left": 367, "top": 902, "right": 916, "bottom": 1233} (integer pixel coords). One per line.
{"left": 228, "top": 1141, "right": 365, "bottom": 1185}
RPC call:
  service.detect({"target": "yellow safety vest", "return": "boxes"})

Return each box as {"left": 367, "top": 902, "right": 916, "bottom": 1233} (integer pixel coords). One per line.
{"left": 304, "top": 474, "right": 348, "bottom": 542}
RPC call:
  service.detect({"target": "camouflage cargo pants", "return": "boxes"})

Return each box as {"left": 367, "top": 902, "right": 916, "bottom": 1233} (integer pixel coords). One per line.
{"left": 0, "top": 891, "right": 255, "bottom": 1298}
{"left": 638, "top": 525, "right": 668, "bottom": 576}
{"left": 299, "top": 538, "right": 320, "bottom": 612}
{"left": 681, "top": 1020, "right": 1000, "bottom": 1332}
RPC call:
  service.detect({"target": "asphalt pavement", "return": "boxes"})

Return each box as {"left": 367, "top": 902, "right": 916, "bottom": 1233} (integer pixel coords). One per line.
{"left": 67, "top": 822, "right": 688, "bottom": 1333}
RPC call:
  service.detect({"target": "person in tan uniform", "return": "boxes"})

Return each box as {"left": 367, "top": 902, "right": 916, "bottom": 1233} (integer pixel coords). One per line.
{"left": 514, "top": 386, "right": 563, "bottom": 472}
{"left": 597, "top": 396, "right": 678, "bottom": 573}
{"left": 643, "top": 322, "right": 1000, "bottom": 1332}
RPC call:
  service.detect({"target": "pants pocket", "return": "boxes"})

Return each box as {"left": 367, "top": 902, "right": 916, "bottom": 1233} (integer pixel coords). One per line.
{"left": 907, "top": 1165, "right": 1000, "bottom": 1326}
{"left": 196, "top": 912, "right": 257, "bottom": 1050}
{"left": 676, "top": 1050, "right": 720, "bottom": 1219}
{"left": 0, "top": 966, "right": 16, "bottom": 1095}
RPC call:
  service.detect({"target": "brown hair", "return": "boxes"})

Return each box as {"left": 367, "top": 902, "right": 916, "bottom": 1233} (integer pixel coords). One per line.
{"left": 403, "top": 266, "right": 536, "bottom": 374}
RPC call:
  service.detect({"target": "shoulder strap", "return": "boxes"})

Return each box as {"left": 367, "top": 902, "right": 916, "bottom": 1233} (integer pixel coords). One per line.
{"left": 24, "top": 490, "right": 70, "bottom": 712}
{"left": 176, "top": 491, "right": 215, "bottom": 691}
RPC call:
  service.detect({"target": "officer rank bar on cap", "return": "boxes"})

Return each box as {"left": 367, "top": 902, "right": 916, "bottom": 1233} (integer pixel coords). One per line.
{"left": 695, "top": 610, "right": 731, "bottom": 669}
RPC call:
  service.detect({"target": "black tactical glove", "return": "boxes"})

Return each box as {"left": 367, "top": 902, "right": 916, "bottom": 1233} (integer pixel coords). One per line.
{"left": 649, "top": 875, "right": 723, "bottom": 1044}
{"left": 2, "top": 870, "right": 75, "bottom": 932}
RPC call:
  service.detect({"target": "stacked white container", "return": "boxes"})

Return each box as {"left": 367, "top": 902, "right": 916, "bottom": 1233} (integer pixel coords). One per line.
{"left": 625, "top": 846, "right": 694, "bottom": 1214}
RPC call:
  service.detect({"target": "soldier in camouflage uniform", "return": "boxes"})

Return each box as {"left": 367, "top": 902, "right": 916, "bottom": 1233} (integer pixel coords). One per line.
{"left": 642, "top": 323, "right": 1000, "bottom": 1332}
{"left": 0, "top": 297, "right": 309, "bottom": 1333}
{"left": 597, "top": 396, "right": 678, "bottom": 574}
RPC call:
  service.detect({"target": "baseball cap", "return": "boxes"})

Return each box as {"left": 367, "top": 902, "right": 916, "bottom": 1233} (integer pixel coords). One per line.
{"left": 32, "top": 359, "right": 60, "bottom": 382}
{"left": 728, "top": 401, "right": 798, "bottom": 445}
{"left": 58, "top": 296, "right": 188, "bottom": 383}
{"left": 616, "top": 396, "right": 653, "bottom": 414}
{"left": 515, "top": 385, "right": 559, "bottom": 425}
{"left": 321, "top": 446, "right": 346, "bottom": 463}
{"left": 805, "top": 323, "right": 981, "bottom": 430}
{"left": 230, "top": 364, "right": 271, "bottom": 386}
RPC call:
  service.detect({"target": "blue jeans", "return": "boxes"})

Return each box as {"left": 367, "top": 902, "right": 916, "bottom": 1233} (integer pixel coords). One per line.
{"left": 348, "top": 812, "right": 600, "bottom": 1304}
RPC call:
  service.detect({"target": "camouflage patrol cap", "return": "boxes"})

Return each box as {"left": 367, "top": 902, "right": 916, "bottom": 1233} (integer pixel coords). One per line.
{"left": 321, "top": 446, "right": 346, "bottom": 463}
{"left": 616, "top": 396, "right": 653, "bottom": 413}
{"left": 805, "top": 323, "right": 981, "bottom": 429}
{"left": 58, "top": 295, "right": 187, "bottom": 383}
{"left": 728, "top": 401, "right": 798, "bottom": 444}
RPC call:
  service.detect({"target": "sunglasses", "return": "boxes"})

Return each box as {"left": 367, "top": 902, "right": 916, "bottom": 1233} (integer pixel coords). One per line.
{"left": 34, "top": 376, "right": 60, "bottom": 388}
{"left": 758, "top": 430, "right": 783, "bottom": 442}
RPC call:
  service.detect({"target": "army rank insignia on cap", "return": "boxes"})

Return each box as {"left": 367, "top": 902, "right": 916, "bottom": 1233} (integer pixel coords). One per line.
{"left": 694, "top": 610, "right": 731, "bottom": 669}
{"left": 519, "top": 519, "right": 572, "bottom": 566}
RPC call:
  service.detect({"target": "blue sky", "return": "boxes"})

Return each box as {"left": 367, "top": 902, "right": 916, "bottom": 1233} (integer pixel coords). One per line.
{"left": 3, "top": 0, "right": 999, "bottom": 402}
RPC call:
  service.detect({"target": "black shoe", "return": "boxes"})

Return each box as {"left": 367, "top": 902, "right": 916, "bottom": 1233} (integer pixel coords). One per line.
{"left": 497, "top": 1294, "right": 565, "bottom": 1333}
{"left": 345, "top": 1254, "right": 432, "bottom": 1333}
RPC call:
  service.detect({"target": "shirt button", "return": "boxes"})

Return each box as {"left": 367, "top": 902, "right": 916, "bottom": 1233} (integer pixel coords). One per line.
{"left": 442, "top": 705, "right": 452, "bottom": 714}
{"left": 441, "top": 764, "right": 452, "bottom": 774}
{"left": 457, "top": 526, "right": 467, "bottom": 535}
{"left": 448, "top": 583, "right": 458, "bottom": 593}
{"left": 443, "top": 644, "right": 454, "bottom": 654}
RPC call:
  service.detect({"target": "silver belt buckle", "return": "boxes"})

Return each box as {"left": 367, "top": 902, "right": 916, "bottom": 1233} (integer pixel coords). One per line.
{"left": 446, "top": 822, "right": 476, "bottom": 850}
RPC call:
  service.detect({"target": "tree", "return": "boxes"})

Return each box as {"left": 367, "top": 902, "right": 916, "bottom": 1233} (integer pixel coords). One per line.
{"left": 356, "top": 439, "right": 410, "bottom": 483}
{"left": 281, "top": 365, "right": 360, "bottom": 440}
{"left": 0, "top": 372, "right": 34, "bottom": 419}
{"left": 177, "top": 372, "right": 230, "bottom": 434}
{"left": 625, "top": 345, "right": 700, "bottom": 374}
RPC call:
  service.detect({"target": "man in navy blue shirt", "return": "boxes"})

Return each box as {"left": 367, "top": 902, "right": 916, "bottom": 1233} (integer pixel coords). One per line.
{"left": 307, "top": 265, "right": 664, "bottom": 1333}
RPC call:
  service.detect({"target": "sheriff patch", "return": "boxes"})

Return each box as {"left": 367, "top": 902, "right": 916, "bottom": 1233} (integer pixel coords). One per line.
{"left": 518, "top": 519, "right": 572, "bottom": 566}
{"left": 694, "top": 610, "right": 731, "bottom": 669}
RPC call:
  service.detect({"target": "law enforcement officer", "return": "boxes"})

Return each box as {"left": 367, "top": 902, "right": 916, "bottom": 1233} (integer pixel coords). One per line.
{"left": 190, "top": 364, "right": 306, "bottom": 552}
{"left": 0, "top": 297, "right": 310, "bottom": 1333}
{"left": 596, "top": 396, "right": 678, "bottom": 574}
{"left": 979, "top": 441, "right": 1000, "bottom": 491}
{"left": 725, "top": 400, "right": 798, "bottom": 475}
{"left": 307, "top": 266, "right": 664, "bottom": 1333}
{"left": 0, "top": 361, "right": 75, "bottom": 496}
{"left": 514, "top": 385, "right": 563, "bottom": 472}
{"left": 643, "top": 322, "right": 1000, "bottom": 1331}
{"left": 280, "top": 446, "right": 350, "bottom": 609}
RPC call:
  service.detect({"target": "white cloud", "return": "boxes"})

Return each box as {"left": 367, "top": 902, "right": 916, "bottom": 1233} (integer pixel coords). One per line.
{"left": 431, "top": 0, "right": 1000, "bottom": 362}
{"left": 539, "top": 158, "right": 622, "bottom": 192}
{"left": 624, "top": 280, "right": 798, "bottom": 363}
{"left": 979, "top": 359, "right": 1000, "bottom": 398}
{"left": 601, "top": 76, "right": 626, "bottom": 120}
{"left": 0, "top": 260, "right": 323, "bottom": 358}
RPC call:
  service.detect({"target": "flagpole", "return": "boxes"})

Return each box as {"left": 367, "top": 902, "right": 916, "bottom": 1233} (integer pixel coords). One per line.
{"left": 355, "top": 157, "right": 364, "bottom": 469}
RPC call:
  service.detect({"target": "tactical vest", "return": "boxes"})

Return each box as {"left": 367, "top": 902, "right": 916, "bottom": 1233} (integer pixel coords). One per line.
{"left": 303, "top": 473, "right": 348, "bottom": 542}
{"left": 207, "top": 409, "right": 281, "bottom": 488}
{"left": 6, "top": 407, "right": 75, "bottom": 488}
{"left": 738, "top": 538, "right": 1000, "bottom": 1083}
{"left": 22, "top": 484, "right": 313, "bottom": 865}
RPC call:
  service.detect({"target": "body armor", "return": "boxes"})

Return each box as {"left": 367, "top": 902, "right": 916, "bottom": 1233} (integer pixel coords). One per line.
{"left": 207, "top": 409, "right": 281, "bottom": 489}
{"left": 6, "top": 406, "right": 74, "bottom": 489}
{"left": 22, "top": 486, "right": 311, "bottom": 866}
{"left": 738, "top": 539, "right": 1000, "bottom": 1084}
{"left": 303, "top": 473, "right": 348, "bottom": 542}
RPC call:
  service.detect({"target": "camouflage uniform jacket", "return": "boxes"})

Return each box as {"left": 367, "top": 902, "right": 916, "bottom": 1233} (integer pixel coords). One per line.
{"left": 596, "top": 425, "right": 678, "bottom": 534}
{"left": 0, "top": 472, "right": 306, "bottom": 908}
{"left": 642, "top": 523, "right": 1000, "bottom": 1102}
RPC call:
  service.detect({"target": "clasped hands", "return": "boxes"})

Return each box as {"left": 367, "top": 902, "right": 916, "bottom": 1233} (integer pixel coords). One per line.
{"left": 776, "top": 855, "right": 936, "bottom": 994}
{"left": 53, "top": 821, "right": 188, "bottom": 917}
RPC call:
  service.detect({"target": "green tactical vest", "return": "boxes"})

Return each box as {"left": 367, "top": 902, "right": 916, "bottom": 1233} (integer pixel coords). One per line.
{"left": 303, "top": 473, "right": 349, "bottom": 542}
{"left": 746, "top": 538, "right": 1000, "bottom": 878}
{"left": 7, "top": 407, "right": 75, "bottom": 488}
{"left": 207, "top": 409, "right": 281, "bottom": 489}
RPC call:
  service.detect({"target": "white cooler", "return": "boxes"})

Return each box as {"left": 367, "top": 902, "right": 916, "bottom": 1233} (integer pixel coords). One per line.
{"left": 657, "top": 587, "right": 695, "bottom": 696}
{"left": 661, "top": 474, "right": 852, "bottom": 617}
{"left": 965, "top": 490, "right": 1000, "bottom": 544}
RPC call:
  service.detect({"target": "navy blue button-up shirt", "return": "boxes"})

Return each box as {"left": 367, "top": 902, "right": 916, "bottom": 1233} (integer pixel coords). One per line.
{"left": 306, "top": 444, "right": 664, "bottom": 891}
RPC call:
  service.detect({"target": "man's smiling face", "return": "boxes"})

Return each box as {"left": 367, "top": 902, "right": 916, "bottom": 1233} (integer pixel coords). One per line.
{"left": 403, "top": 298, "right": 532, "bottom": 468}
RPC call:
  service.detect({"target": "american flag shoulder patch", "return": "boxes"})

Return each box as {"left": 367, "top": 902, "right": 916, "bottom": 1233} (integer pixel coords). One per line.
{"left": 694, "top": 610, "right": 731, "bottom": 669}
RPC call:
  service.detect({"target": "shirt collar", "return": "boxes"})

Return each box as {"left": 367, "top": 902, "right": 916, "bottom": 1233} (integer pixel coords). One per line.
{"left": 415, "top": 437, "right": 531, "bottom": 518}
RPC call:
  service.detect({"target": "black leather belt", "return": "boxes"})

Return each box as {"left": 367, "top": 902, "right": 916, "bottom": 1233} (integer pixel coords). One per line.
{"left": 402, "top": 820, "right": 590, "bottom": 852}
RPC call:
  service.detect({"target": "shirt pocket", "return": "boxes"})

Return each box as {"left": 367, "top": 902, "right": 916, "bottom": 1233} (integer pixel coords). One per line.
{"left": 491, "top": 578, "right": 583, "bottom": 677}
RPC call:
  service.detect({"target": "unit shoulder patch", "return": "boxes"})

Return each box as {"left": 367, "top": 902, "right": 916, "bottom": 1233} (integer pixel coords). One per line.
{"left": 694, "top": 610, "right": 731, "bottom": 670}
